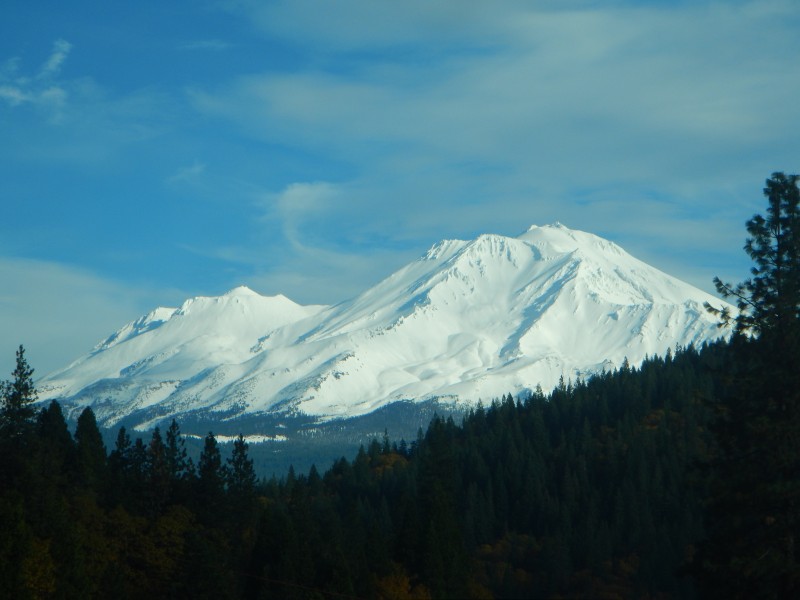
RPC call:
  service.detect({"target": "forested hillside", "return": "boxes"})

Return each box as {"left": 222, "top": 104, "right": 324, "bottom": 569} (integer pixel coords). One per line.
{"left": 0, "top": 342, "right": 728, "bottom": 598}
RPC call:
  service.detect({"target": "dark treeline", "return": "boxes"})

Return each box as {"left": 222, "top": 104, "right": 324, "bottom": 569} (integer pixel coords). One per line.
{"left": 2, "top": 172, "right": 798, "bottom": 598}
{"left": 0, "top": 341, "right": 738, "bottom": 598}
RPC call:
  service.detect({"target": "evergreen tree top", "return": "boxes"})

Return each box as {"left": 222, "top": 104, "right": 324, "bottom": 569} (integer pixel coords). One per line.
{"left": 0, "top": 345, "right": 38, "bottom": 439}
{"left": 708, "top": 172, "right": 800, "bottom": 337}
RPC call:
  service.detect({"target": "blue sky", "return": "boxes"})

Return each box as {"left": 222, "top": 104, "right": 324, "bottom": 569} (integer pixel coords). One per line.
{"left": 2, "top": 0, "right": 799, "bottom": 376}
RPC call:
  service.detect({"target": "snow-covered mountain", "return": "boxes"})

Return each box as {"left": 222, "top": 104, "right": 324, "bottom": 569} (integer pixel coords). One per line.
{"left": 38, "top": 224, "right": 731, "bottom": 431}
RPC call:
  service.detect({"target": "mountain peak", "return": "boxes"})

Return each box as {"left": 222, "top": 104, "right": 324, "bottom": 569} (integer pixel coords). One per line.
{"left": 519, "top": 222, "right": 584, "bottom": 240}
{"left": 222, "top": 285, "right": 260, "bottom": 298}
{"left": 517, "top": 223, "right": 626, "bottom": 258}
{"left": 525, "top": 222, "right": 566, "bottom": 231}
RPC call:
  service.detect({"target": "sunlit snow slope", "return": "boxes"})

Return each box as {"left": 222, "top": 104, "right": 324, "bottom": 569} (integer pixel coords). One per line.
{"left": 38, "top": 224, "right": 731, "bottom": 429}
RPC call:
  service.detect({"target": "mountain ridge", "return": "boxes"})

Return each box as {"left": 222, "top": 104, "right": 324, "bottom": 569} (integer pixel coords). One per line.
{"left": 38, "top": 224, "right": 732, "bottom": 431}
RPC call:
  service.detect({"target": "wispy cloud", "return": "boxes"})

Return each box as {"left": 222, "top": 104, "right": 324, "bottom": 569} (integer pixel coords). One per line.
{"left": 267, "top": 181, "right": 342, "bottom": 248}
{"left": 0, "top": 84, "right": 30, "bottom": 106}
{"left": 168, "top": 161, "right": 206, "bottom": 184}
{"left": 197, "top": 3, "right": 798, "bottom": 169}
{"left": 38, "top": 39, "right": 72, "bottom": 79}
{"left": 231, "top": 0, "right": 511, "bottom": 52}
{"left": 0, "top": 39, "right": 72, "bottom": 118}
{"left": 1, "top": 58, "right": 173, "bottom": 167}
{"left": 174, "top": 178, "right": 420, "bottom": 304}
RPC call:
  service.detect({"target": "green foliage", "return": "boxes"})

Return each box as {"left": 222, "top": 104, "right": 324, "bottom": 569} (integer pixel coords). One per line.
{"left": 226, "top": 434, "right": 256, "bottom": 499}
{"left": 75, "top": 407, "right": 106, "bottom": 490}
{"left": 165, "top": 419, "right": 193, "bottom": 481}
{"left": 198, "top": 432, "right": 222, "bottom": 484}
{"left": 144, "top": 427, "right": 170, "bottom": 517}
{"left": 695, "top": 173, "right": 800, "bottom": 597}
{"left": 3, "top": 340, "right": 724, "bottom": 598}
{"left": 0, "top": 345, "right": 37, "bottom": 440}
{"left": 708, "top": 172, "right": 800, "bottom": 336}
{"left": 195, "top": 432, "right": 225, "bottom": 526}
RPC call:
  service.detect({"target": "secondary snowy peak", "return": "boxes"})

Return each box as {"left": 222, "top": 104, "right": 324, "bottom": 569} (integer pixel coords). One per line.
{"left": 39, "top": 224, "right": 733, "bottom": 430}
{"left": 41, "top": 288, "right": 326, "bottom": 402}
{"left": 94, "top": 287, "right": 314, "bottom": 352}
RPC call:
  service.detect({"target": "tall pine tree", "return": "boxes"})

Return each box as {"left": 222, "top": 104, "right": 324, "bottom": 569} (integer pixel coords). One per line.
{"left": 196, "top": 432, "right": 225, "bottom": 523}
{"left": 226, "top": 434, "right": 256, "bottom": 500}
{"left": 0, "top": 345, "right": 38, "bottom": 440}
{"left": 74, "top": 407, "right": 106, "bottom": 491}
{"left": 696, "top": 172, "right": 800, "bottom": 597}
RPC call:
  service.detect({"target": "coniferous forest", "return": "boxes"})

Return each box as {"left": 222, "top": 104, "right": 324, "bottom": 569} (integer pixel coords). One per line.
{"left": 2, "top": 173, "right": 799, "bottom": 599}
